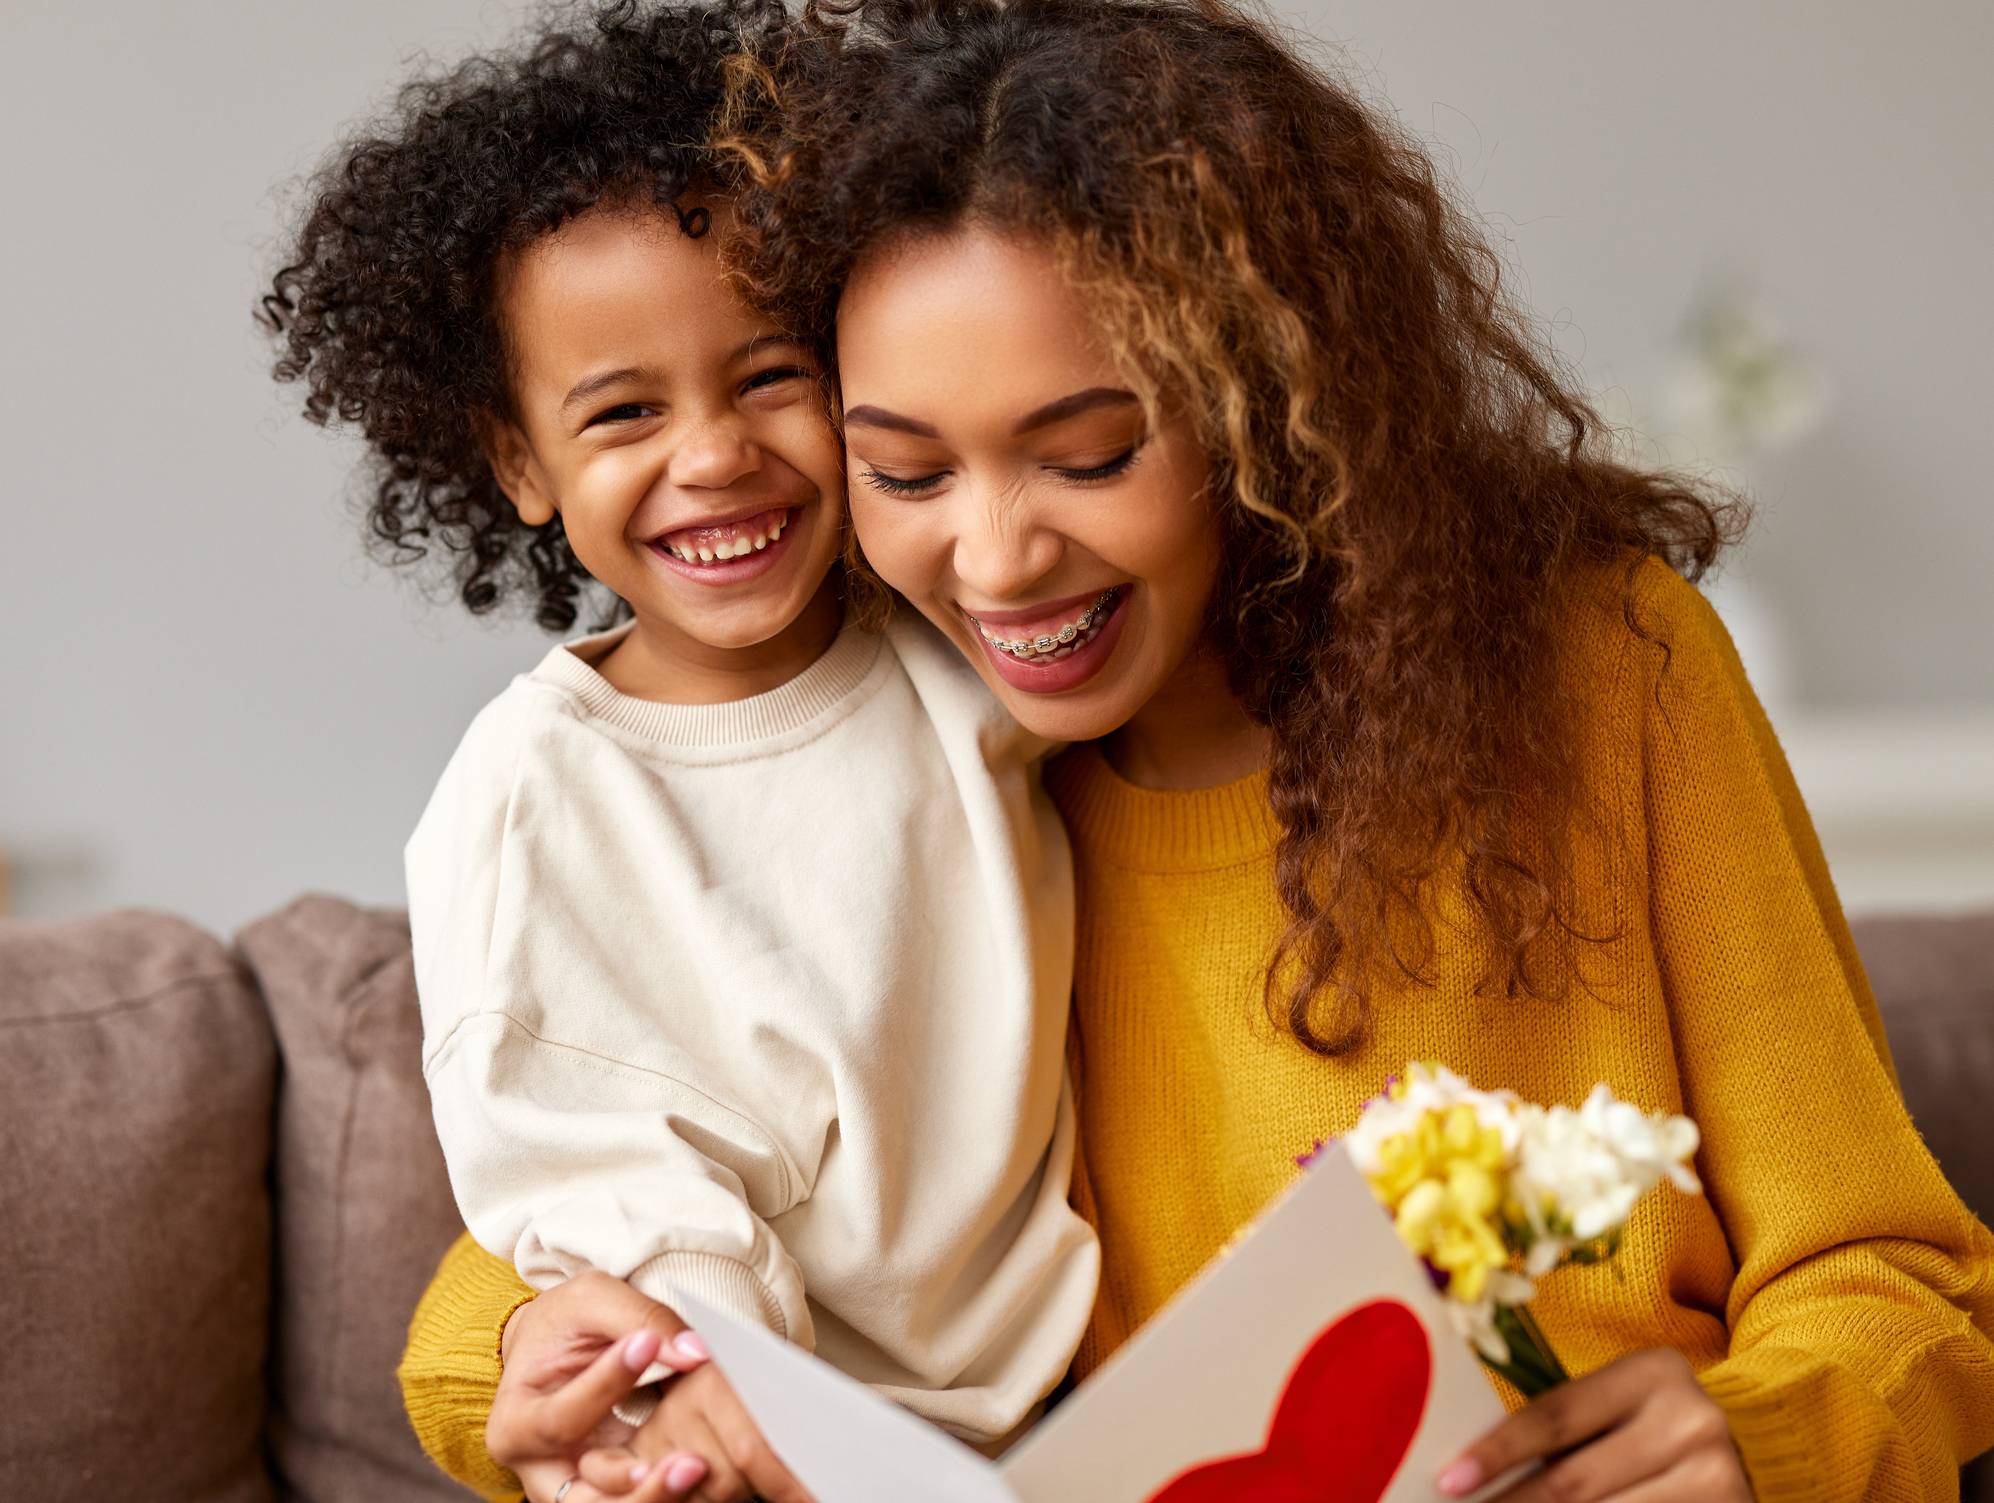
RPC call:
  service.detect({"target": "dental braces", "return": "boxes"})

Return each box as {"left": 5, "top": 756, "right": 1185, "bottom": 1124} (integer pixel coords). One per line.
{"left": 985, "top": 588, "right": 1121, "bottom": 659}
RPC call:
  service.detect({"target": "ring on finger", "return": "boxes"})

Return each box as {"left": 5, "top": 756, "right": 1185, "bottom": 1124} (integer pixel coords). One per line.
{"left": 553, "top": 1478, "right": 581, "bottom": 1503}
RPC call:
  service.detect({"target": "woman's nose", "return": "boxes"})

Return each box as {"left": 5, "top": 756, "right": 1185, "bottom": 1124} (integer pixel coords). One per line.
{"left": 667, "top": 411, "right": 760, "bottom": 491}
{"left": 949, "top": 490, "right": 1064, "bottom": 603}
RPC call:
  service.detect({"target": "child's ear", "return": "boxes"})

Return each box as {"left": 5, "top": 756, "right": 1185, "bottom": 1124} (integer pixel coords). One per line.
{"left": 479, "top": 415, "right": 558, "bottom": 528}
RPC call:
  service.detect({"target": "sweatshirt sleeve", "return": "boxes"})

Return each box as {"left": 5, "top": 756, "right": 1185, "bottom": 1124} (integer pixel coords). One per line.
{"left": 404, "top": 691, "right": 815, "bottom": 1352}
{"left": 1636, "top": 566, "right": 1994, "bottom": 1501}
{"left": 397, "top": 1231, "right": 534, "bottom": 1502}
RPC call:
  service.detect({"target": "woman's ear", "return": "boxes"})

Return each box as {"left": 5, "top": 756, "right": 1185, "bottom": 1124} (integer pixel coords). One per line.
{"left": 480, "top": 416, "right": 558, "bottom": 527}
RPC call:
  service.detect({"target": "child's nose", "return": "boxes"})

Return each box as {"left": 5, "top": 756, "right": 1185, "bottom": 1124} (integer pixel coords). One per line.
{"left": 667, "top": 411, "right": 759, "bottom": 490}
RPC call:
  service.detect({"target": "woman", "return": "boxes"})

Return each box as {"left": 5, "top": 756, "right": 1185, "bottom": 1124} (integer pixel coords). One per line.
{"left": 401, "top": 3, "right": 1994, "bottom": 1500}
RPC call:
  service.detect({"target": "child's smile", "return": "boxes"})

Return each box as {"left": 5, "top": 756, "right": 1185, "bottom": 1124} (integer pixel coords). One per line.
{"left": 652, "top": 504, "right": 794, "bottom": 571}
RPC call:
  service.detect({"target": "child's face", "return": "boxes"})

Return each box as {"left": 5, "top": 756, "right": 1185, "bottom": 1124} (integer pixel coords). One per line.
{"left": 488, "top": 202, "right": 845, "bottom": 656}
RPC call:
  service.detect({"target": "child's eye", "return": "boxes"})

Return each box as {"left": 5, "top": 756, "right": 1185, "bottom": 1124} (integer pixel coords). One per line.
{"left": 861, "top": 466, "right": 950, "bottom": 497}
{"left": 585, "top": 402, "right": 653, "bottom": 428}
{"left": 743, "top": 365, "right": 810, "bottom": 395}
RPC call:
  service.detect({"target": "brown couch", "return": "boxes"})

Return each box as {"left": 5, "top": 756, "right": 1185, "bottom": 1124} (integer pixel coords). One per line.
{"left": 1, "top": 895, "right": 1989, "bottom": 1501}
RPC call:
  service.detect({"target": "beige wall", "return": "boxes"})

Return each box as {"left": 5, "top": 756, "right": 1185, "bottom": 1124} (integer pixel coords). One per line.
{"left": 2, "top": 1, "right": 1988, "bottom": 931}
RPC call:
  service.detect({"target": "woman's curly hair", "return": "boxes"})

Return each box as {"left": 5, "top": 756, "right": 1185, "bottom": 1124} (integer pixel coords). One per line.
{"left": 725, "top": 0, "right": 1745, "bottom": 1052}
{"left": 260, "top": 0, "right": 789, "bottom": 631}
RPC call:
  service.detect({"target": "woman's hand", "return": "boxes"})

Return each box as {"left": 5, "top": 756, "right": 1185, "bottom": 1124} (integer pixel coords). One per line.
{"left": 1438, "top": 1349, "right": 1752, "bottom": 1501}
{"left": 487, "top": 1270, "right": 718, "bottom": 1503}
{"left": 577, "top": 1364, "right": 817, "bottom": 1503}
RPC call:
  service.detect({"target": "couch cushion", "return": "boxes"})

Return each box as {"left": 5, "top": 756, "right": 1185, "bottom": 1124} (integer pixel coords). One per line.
{"left": 0, "top": 910, "right": 275, "bottom": 1502}
{"left": 237, "top": 895, "right": 477, "bottom": 1502}
{"left": 1852, "top": 910, "right": 1994, "bottom": 1503}
{"left": 1853, "top": 910, "right": 1994, "bottom": 1229}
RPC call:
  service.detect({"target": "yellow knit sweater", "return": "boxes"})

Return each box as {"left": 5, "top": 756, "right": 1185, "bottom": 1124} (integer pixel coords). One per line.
{"left": 399, "top": 561, "right": 1994, "bottom": 1502}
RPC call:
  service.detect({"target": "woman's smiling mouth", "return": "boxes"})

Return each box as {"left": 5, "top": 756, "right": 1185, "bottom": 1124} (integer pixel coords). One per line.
{"left": 961, "top": 587, "right": 1130, "bottom": 693}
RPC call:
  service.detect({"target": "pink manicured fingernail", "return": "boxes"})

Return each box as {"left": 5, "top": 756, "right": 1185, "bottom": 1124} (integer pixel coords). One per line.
{"left": 663, "top": 1455, "right": 708, "bottom": 1492}
{"left": 621, "top": 1328, "right": 663, "bottom": 1372}
{"left": 673, "top": 1331, "right": 710, "bottom": 1362}
{"left": 1438, "top": 1458, "right": 1484, "bottom": 1496}
{"left": 628, "top": 1462, "right": 650, "bottom": 1484}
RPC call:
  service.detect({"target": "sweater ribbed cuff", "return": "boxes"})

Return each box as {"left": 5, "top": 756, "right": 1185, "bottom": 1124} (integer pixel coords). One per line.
{"left": 612, "top": 1252, "right": 790, "bottom": 1429}
{"left": 1699, "top": 1347, "right": 1820, "bottom": 1501}
{"left": 629, "top": 1249, "right": 790, "bottom": 1338}
{"left": 398, "top": 1235, "right": 540, "bottom": 1502}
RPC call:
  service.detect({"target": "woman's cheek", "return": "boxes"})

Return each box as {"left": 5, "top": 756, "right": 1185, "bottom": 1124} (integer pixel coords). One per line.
{"left": 848, "top": 489, "right": 927, "bottom": 596}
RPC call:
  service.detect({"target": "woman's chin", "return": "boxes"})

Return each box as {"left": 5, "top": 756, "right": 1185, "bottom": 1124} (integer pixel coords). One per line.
{"left": 975, "top": 656, "right": 1150, "bottom": 745}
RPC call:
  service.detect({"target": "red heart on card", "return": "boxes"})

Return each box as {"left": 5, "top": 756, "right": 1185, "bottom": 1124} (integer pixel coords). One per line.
{"left": 1146, "top": 1299, "right": 1432, "bottom": 1503}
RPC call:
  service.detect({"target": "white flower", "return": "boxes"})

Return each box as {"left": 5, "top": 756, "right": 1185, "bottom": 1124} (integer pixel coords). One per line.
{"left": 1581, "top": 1085, "right": 1702, "bottom": 1197}
{"left": 1512, "top": 1086, "right": 1701, "bottom": 1247}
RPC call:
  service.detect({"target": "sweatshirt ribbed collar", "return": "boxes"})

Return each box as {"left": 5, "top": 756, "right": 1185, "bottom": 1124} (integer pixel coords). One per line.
{"left": 531, "top": 621, "right": 885, "bottom": 748}
{"left": 1044, "top": 743, "right": 1280, "bottom": 873}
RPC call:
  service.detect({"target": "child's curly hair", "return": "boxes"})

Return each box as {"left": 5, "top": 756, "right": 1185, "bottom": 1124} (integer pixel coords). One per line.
{"left": 260, "top": 0, "right": 789, "bottom": 631}
{"left": 725, "top": 0, "right": 1745, "bottom": 1052}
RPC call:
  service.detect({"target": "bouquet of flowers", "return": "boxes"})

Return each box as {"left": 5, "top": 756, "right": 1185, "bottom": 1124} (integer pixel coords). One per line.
{"left": 1320, "top": 1063, "right": 1702, "bottom": 1397}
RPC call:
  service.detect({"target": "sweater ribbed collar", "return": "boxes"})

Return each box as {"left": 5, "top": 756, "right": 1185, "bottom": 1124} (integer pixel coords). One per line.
{"left": 531, "top": 621, "right": 886, "bottom": 748}
{"left": 1044, "top": 743, "right": 1281, "bottom": 873}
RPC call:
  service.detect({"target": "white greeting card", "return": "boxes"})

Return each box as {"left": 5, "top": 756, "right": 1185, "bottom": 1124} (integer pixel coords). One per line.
{"left": 669, "top": 1146, "right": 1508, "bottom": 1502}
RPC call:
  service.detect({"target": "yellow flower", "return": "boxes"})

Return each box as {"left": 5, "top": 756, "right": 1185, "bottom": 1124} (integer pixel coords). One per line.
{"left": 1364, "top": 1102, "right": 1516, "bottom": 1302}
{"left": 1367, "top": 1104, "right": 1507, "bottom": 1210}
{"left": 1394, "top": 1172, "right": 1511, "bottom": 1302}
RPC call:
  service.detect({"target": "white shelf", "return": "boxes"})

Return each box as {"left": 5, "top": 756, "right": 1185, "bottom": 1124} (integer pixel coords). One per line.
{"left": 1774, "top": 709, "right": 1994, "bottom": 914}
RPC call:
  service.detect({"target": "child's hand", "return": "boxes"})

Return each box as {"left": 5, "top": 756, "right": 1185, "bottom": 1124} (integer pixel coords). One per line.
{"left": 606, "top": 1362, "right": 815, "bottom": 1503}
{"left": 559, "top": 1443, "right": 713, "bottom": 1501}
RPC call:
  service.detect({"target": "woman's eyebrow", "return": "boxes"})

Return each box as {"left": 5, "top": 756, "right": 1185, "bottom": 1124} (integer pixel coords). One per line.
{"left": 842, "top": 387, "right": 1139, "bottom": 440}
{"left": 843, "top": 405, "right": 940, "bottom": 437}
{"left": 1011, "top": 386, "right": 1139, "bottom": 435}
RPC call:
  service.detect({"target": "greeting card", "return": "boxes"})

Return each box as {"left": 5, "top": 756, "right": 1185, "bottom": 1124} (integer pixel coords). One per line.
{"left": 669, "top": 1146, "right": 1508, "bottom": 1501}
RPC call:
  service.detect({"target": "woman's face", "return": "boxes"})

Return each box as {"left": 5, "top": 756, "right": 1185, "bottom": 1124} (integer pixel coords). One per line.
{"left": 836, "top": 227, "right": 1221, "bottom": 743}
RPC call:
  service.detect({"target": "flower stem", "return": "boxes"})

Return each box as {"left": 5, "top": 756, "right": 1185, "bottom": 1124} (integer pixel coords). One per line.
{"left": 1483, "top": 1305, "right": 1572, "bottom": 1398}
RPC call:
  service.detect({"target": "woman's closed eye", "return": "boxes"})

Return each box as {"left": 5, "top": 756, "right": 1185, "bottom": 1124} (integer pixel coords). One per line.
{"left": 860, "top": 464, "right": 952, "bottom": 497}
{"left": 859, "top": 443, "right": 1144, "bottom": 498}
{"left": 1053, "top": 445, "right": 1141, "bottom": 484}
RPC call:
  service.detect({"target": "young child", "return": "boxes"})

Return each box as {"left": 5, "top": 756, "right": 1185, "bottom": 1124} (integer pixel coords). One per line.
{"left": 260, "top": 1, "right": 1098, "bottom": 1492}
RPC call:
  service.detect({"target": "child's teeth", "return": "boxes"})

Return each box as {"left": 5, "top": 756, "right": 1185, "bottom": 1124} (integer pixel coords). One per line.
{"left": 662, "top": 510, "right": 794, "bottom": 564}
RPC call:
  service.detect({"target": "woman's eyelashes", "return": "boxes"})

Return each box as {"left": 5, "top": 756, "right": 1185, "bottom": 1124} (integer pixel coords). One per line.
{"left": 860, "top": 464, "right": 951, "bottom": 497}
{"left": 1053, "top": 445, "right": 1141, "bottom": 484}
{"left": 858, "top": 442, "right": 1144, "bottom": 497}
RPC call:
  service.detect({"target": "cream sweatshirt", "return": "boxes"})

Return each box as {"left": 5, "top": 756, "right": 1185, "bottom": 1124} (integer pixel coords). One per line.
{"left": 405, "top": 617, "right": 1099, "bottom": 1444}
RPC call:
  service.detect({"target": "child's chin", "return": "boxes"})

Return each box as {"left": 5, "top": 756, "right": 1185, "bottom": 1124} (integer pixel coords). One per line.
{"left": 664, "top": 597, "right": 811, "bottom": 652}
